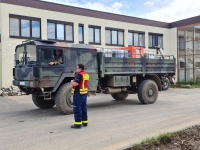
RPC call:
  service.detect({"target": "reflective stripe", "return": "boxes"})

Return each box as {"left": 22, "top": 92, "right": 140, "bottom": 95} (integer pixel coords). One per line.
{"left": 74, "top": 122, "right": 82, "bottom": 125}
{"left": 82, "top": 120, "right": 88, "bottom": 124}
{"left": 80, "top": 89, "right": 88, "bottom": 91}
{"left": 71, "top": 88, "right": 75, "bottom": 94}
{"left": 80, "top": 91, "right": 87, "bottom": 94}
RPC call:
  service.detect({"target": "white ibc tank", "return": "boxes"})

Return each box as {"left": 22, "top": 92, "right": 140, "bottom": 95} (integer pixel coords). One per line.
{"left": 112, "top": 50, "right": 129, "bottom": 58}
{"left": 145, "top": 51, "right": 156, "bottom": 58}
{"left": 96, "top": 48, "right": 113, "bottom": 57}
{"left": 103, "top": 49, "right": 113, "bottom": 57}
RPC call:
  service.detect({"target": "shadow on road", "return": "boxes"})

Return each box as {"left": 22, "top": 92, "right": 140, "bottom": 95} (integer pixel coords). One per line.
{"left": 88, "top": 99, "right": 142, "bottom": 109}
{"left": 1, "top": 98, "right": 142, "bottom": 118}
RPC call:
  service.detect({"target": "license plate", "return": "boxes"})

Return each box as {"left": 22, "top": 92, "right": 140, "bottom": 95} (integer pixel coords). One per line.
{"left": 20, "top": 82, "right": 25, "bottom": 85}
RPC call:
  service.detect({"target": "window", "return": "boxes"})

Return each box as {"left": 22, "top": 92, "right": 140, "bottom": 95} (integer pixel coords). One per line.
{"left": 15, "top": 45, "right": 37, "bottom": 66}
{"left": 41, "top": 48, "right": 63, "bottom": 65}
{"left": 148, "top": 33, "right": 163, "bottom": 48}
{"left": 47, "top": 20, "right": 73, "bottom": 42}
{"left": 128, "top": 31, "right": 145, "bottom": 46}
{"left": 105, "top": 27, "right": 124, "bottom": 46}
{"left": 79, "top": 24, "right": 84, "bottom": 43}
{"left": 9, "top": 14, "right": 41, "bottom": 39}
{"left": 88, "top": 25, "right": 100, "bottom": 44}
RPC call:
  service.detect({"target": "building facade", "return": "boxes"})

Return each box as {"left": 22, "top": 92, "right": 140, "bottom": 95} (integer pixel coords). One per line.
{"left": 0, "top": 0, "right": 199, "bottom": 88}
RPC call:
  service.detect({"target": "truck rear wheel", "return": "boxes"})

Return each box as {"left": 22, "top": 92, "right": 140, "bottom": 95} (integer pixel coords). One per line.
{"left": 111, "top": 92, "right": 128, "bottom": 100}
{"left": 162, "top": 77, "right": 170, "bottom": 90}
{"left": 32, "top": 94, "right": 55, "bottom": 109}
{"left": 55, "top": 82, "right": 73, "bottom": 115}
{"left": 137, "top": 80, "right": 158, "bottom": 104}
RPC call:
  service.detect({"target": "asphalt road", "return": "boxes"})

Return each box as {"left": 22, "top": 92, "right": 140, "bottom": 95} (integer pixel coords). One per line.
{"left": 0, "top": 88, "right": 200, "bottom": 150}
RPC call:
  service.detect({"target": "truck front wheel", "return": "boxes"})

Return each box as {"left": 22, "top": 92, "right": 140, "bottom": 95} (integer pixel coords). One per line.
{"left": 55, "top": 82, "right": 73, "bottom": 115}
{"left": 137, "top": 80, "right": 158, "bottom": 104}
{"left": 111, "top": 92, "right": 129, "bottom": 100}
{"left": 32, "top": 94, "right": 55, "bottom": 109}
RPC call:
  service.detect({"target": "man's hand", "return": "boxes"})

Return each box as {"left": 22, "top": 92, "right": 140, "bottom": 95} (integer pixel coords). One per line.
{"left": 71, "top": 80, "right": 74, "bottom": 85}
{"left": 49, "top": 62, "right": 54, "bottom": 65}
{"left": 71, "top": 80, "right": 78, "bottom": 86}
{"left": 73, "top": 71, "right": 77, "bottom": 77}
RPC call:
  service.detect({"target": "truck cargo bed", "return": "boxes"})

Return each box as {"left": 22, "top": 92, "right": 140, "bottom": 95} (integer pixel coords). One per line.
{"left": 97, "top": 52, "right": 176, "bottom": 77}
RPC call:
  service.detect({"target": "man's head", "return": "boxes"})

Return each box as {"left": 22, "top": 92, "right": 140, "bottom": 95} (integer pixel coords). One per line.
{"left": 55, "top": 50, "right": 61, "bottom": 56}
{"left": 76, "top": 64, "right": 84, "bottom": 73}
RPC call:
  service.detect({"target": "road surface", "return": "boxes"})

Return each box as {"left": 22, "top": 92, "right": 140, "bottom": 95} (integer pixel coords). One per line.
{"left": 0, "top": 88, "right": 200, "bottom": 150}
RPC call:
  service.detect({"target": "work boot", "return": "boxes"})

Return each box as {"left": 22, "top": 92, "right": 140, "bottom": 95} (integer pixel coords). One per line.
{"left": 82, "top": 123, "right": 88, "bottom": 127}
{"left": 71, "top": 125, "right": 81, "bottom": 129}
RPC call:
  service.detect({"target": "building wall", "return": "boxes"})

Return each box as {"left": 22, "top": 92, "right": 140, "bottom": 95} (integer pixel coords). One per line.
{"left": 0, "top": 3, "right": 2, "bottom": 88}
{"left": 0, "top": 3, "right": 176, "bottom": 88}
{"left": 169, "top": 28, "right": 178, "bottom": 79}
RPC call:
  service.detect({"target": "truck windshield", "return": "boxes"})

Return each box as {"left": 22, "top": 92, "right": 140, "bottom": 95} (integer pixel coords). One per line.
{"left": 15, "top": 45, "right": 37, "bottom": 66}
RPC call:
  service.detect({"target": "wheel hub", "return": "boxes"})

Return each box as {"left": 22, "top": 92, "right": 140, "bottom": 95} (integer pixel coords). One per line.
{"left": 147, "top": 87, "right": 154, "bottom": 97}
{"left": 66, "top": 94, "right": 73, "bottom": 108}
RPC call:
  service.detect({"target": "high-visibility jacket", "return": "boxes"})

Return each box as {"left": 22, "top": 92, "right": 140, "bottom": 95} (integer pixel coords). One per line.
{"left": 71, "top": 71, "right": 89, "bottom": 94}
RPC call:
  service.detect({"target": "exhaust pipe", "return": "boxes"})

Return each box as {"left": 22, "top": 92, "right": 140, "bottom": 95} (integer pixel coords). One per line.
{"left": 104, "top": 87, "right": 127, "bottom": 94}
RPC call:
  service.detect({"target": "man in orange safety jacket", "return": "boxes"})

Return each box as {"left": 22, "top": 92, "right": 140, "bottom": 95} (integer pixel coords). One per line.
{"left": 70, "top": 64, "right": 89, "bottom": 129}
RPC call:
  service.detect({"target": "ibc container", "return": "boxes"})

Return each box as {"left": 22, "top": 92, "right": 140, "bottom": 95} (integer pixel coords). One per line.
{"left": 104, "top": 49, "right": 113, "bottom": 57}
{"left": 112, "top": 50, "right": 130, "bottom": 58}
{"left": 96, "top": 48, "right": 113, "bottom": 57}
{"left": 115, "top": 46, "right": 144, "bottom": 58}
{"left": 144, "top": 51, "right": 156, "bottom": 58}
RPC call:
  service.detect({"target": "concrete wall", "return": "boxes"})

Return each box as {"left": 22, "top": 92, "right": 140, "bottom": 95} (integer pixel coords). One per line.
{"left": 0, "top": 3, "right": 177, "bottom": 88}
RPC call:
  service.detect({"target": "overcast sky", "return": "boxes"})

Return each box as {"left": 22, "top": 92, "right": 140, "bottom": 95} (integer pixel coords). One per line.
{"left": 42, "top": 0, "right": 200, "bottom": 23}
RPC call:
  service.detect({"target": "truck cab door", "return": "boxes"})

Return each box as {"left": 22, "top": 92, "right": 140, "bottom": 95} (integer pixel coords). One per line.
{"left": 39, "top": 47, "right": 65, "bottom": 88}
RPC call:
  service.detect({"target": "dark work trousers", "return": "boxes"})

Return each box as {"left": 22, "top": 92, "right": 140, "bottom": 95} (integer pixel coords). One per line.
{"left": 73, "top": 93, "right": 88, "bottom": 124}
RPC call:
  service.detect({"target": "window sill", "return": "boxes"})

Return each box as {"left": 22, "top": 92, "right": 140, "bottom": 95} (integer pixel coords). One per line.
{"left": 47, "top": 39, "right": 74, "bottom": 43}
{"left": 148, "top": 47, "right": 158, "bottom": 49}
{"left": 89, "top": 42, "right": 101, "bottom": 45}
{"left": 128, "top": 45, "right": 145, "bottom": 48}
{"left": 10, "top": 36, "right": 41, "bottom": 40}
{"left": 105, "top": 44, "right": 124, "bottom": 47}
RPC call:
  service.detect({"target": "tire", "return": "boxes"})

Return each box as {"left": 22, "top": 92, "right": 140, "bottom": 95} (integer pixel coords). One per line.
{"left": 32, "top": 94, "right": 55, "bottom": 109}
{"left": 162, "top": 77, "right": 170, "bottom": 90}
{"left": 111, "top": 92, "right": 129, "bottom": 100}
{"left": 55, "top": 82, "right": 73, "bottom": 115}
{"left": 137, "top": 80, "right": 158, "bottom": 104}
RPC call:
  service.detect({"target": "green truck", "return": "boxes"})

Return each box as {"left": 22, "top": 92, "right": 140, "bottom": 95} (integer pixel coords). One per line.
{"left": 13, "top": 40, "right": 176, "bottom": 114}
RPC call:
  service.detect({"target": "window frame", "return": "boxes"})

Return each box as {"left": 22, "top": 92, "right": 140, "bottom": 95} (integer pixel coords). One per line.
{"left": 9, "top": 14, "right": 41, "bottom": 39}
{"left": 148, "top": 32, "right": 163, "bottom": 49}
{"left": 47, "top": 19, "right": 74, "bottom": 42}
{"left": 88, "top": 25, "right": 101, "bottom": 45}
{"left": 128, "top": 30, "right": 145, "bottom": 47}
{"left": 79, "top": 24, "right": 84, "bottom": 43}
{"left": 105, "top": 27, "right": 124, "bottom": 46}
{"left": 40, "top": 47, "right": 65, "bottom": 66}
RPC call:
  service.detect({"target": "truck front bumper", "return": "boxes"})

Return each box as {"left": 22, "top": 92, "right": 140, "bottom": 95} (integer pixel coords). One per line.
{"left": 13, "top": 80, "right": 39, "bottom": 88}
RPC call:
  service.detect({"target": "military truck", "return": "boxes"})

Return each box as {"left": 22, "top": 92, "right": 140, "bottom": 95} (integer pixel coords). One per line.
{"left": 13, "top": 40, "right": 176, "bottom": 114}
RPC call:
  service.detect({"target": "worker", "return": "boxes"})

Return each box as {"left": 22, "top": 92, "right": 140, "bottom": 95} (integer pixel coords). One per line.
{"left": 71, "top": 64, "right": 89, "bottom": 129}
{"left": 49, "top": 50, "right": 62, "bottom": 65}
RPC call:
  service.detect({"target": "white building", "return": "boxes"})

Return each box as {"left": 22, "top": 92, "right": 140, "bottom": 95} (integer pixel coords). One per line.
{"left": 0, "top": 0, "right": 200, "bottom": 88}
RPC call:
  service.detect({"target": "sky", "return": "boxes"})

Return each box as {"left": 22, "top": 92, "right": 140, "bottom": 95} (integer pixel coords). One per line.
{"left": 42, "top": 0, "right": 200, "bottom": 23}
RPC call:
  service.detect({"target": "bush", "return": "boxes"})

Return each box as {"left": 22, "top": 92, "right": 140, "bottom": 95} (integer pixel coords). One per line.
{"left": 189, "top": 78, "right": 196, "bottom": 85}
